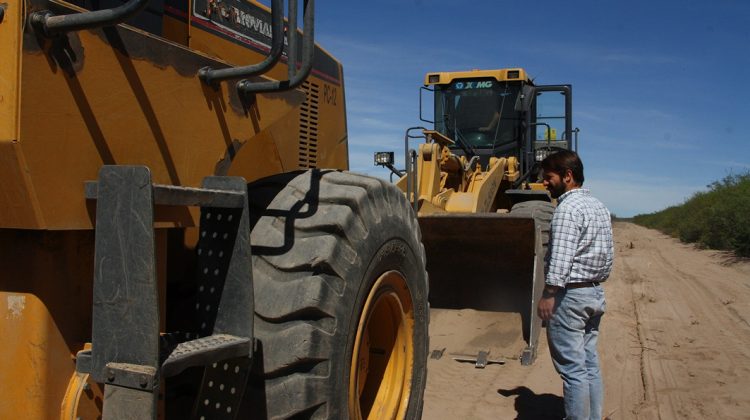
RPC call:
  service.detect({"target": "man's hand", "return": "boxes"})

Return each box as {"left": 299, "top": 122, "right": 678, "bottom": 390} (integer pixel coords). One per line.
{"left": 537, "top": 295, "right": 556, "bottom": 321}
{"left": 537, "top": 285, "right": 560, "bottom": 321}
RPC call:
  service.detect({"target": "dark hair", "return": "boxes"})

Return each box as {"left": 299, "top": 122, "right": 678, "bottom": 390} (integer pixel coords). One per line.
{"left": 541, "top": 150, "right": 584, "bottom": 185}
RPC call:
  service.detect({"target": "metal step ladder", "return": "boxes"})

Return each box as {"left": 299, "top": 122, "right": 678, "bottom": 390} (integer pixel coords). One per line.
{"left": 76, "top": 165, "right": 253, "bottom": 419}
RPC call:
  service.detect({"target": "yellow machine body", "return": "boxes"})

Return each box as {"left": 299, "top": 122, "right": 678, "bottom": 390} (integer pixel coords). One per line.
{"left": 396, "top": 68, "right": 572, "bottom": 364}
{"left": 0, "top": 0, "right": 347, "bottom": 230}
{"left": 395, "top": 130, "right": 520, "bottom": 214}
{"left": 0, "top": 0, "right": 346, "bottom": 416}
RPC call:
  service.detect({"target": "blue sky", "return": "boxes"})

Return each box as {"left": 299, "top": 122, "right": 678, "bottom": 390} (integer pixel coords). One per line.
{"left": 311, "top": 0, "right": 750, "bottom": 217}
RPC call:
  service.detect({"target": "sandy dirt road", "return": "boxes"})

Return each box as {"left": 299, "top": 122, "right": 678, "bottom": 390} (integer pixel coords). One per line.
{"left": 422, "top": 222, "right": 750, "bottom": 419}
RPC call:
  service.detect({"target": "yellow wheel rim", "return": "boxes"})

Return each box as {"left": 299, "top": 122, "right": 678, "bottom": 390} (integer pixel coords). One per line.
{"left": 349, "top": 270, "right": 415, "bottom": 420}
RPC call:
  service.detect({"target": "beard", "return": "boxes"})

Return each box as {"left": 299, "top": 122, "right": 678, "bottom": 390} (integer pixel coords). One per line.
{"left": 548, "top": 182, "right": 566, "bottom": 199}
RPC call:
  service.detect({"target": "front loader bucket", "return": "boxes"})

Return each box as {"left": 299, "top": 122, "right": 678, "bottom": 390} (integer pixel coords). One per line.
{"left": 419, "top": 213, "right": 545, "bottom": 365}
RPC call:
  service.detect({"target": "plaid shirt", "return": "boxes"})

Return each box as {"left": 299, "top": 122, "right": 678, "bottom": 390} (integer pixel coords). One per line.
{"left": 545, "top": 188, "right": 614, "bottom": 288}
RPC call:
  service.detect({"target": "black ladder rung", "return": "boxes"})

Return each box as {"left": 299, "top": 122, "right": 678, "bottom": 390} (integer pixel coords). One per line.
{"left": 85, "top": 181, "right": 246, "bottom": 208}
{"left": 161, "top": 334, "right": 251, "bottom": 378}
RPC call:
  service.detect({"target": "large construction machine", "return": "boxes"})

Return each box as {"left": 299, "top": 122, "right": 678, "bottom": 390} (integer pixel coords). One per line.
{"left": 0, "top": 0, "right": 429, "bottom": 418}
{"left": 377, "top": 68, "right": 574, "bottom": 365}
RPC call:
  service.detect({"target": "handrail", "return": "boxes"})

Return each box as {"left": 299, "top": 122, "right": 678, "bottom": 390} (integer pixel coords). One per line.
{"left": 529, "top": 122, "right": 552, "bottom": 146}
{"left": 404, "top": 127, "right": 428, "bottom": 213}
{"left": 198, "top": 0, "right": 284, "bottom": 85}
{"left": 535, "top": 85, "right": 572, "bottom": 145}
{"left": 29, "top": 0, "right": 150, "bottom": 36}
{"left": 419, "top": 86, "right": 434, "bottom": 124}
{"left": 237, "top": 0, "right": 315, "bottom": 94}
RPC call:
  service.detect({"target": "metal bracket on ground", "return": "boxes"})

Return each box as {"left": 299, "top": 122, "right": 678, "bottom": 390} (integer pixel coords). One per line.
{"left": 451, "top": 351, "right": 506, "bottom": 369}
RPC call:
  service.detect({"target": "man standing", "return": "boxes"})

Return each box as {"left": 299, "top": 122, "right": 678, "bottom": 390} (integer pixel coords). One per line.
{"left": 537, "top": 151, "right": 614, "bottom": 420}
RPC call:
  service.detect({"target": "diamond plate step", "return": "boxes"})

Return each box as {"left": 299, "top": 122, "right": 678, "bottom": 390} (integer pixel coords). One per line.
{"left": 161, "top": 334, "right": 251, "bottom": 378}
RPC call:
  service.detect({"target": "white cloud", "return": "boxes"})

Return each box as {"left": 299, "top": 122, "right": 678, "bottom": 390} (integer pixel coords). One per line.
{"left": 577, "top": 105, "right": 678, "bottom": 125}
{"left": 599, "top": 52, "right": 681, "bottom": 65}
{"left": 586, "top": 178, "right": 704, "bottom": 217}
{"left": 347, "top": 132, "right": 403, "bottom": 149}
{"left": 651, "top": 141, "right": 701, "bottom": 151}
{"left": 705, "top": 160, "right": 750, "bottom": 170}
{"left": 523, "top": 42, "right": 685, "bottom": 68}
{"left": 349, "top": 116, "right": 407, "bottom": 133}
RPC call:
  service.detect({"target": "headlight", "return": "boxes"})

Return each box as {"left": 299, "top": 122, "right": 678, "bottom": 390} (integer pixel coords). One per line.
{"left": 535, "top": 149, "right": 551, "bottom": 162}
{"left": 374, "top": 151, "right": 395, "bottom": 166}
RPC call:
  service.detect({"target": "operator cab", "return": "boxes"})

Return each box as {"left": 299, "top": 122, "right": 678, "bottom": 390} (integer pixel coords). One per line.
{"left": 435, "top": 77, "right": 522, "bottom": 153}
{"left": 424, "top": 68, "right": 574, "bottom": 177}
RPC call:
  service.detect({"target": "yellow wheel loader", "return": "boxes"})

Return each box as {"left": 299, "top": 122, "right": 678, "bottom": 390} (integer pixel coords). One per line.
{"left": 0, "top": 0, "right": 428, "bottom": 418}
{"left": 377, "top": 68, "right": 575, "bottom": 365}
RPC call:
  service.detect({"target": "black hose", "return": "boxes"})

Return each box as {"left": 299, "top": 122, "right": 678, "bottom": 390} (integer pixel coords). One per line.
{"left": 30, "top": 0, "right": 150, "bottom": 36}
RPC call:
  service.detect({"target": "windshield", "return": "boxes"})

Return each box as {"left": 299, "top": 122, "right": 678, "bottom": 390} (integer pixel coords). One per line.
{"left": 434, "top": 79, "right": 524, "bottom": 149}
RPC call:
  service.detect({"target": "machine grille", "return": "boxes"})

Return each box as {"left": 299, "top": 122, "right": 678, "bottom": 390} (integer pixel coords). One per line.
{"left": 299, "top": 82, "right": 320, "bottom": 168}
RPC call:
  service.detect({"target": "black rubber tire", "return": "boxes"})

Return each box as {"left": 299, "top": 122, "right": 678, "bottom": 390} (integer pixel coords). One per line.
{"left": 510, "top": 201, "right": 555, "bottom": 247}
{"left": 243, "top": 170, "right": 429, "bottom": 419}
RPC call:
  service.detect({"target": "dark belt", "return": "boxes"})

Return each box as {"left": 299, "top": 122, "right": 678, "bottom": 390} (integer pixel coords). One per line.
{"left": 566, "top": 281, "right": 600, "bottom": 289}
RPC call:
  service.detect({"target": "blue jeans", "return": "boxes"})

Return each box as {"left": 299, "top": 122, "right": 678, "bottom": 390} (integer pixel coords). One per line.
{"left": 547, "top": 285, "right": 606, "bottom": 420}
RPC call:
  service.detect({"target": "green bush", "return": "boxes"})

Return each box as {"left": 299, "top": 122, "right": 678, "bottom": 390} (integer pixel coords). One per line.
{"left": 633, "top": 172, "right": 750, "bottom": 257}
